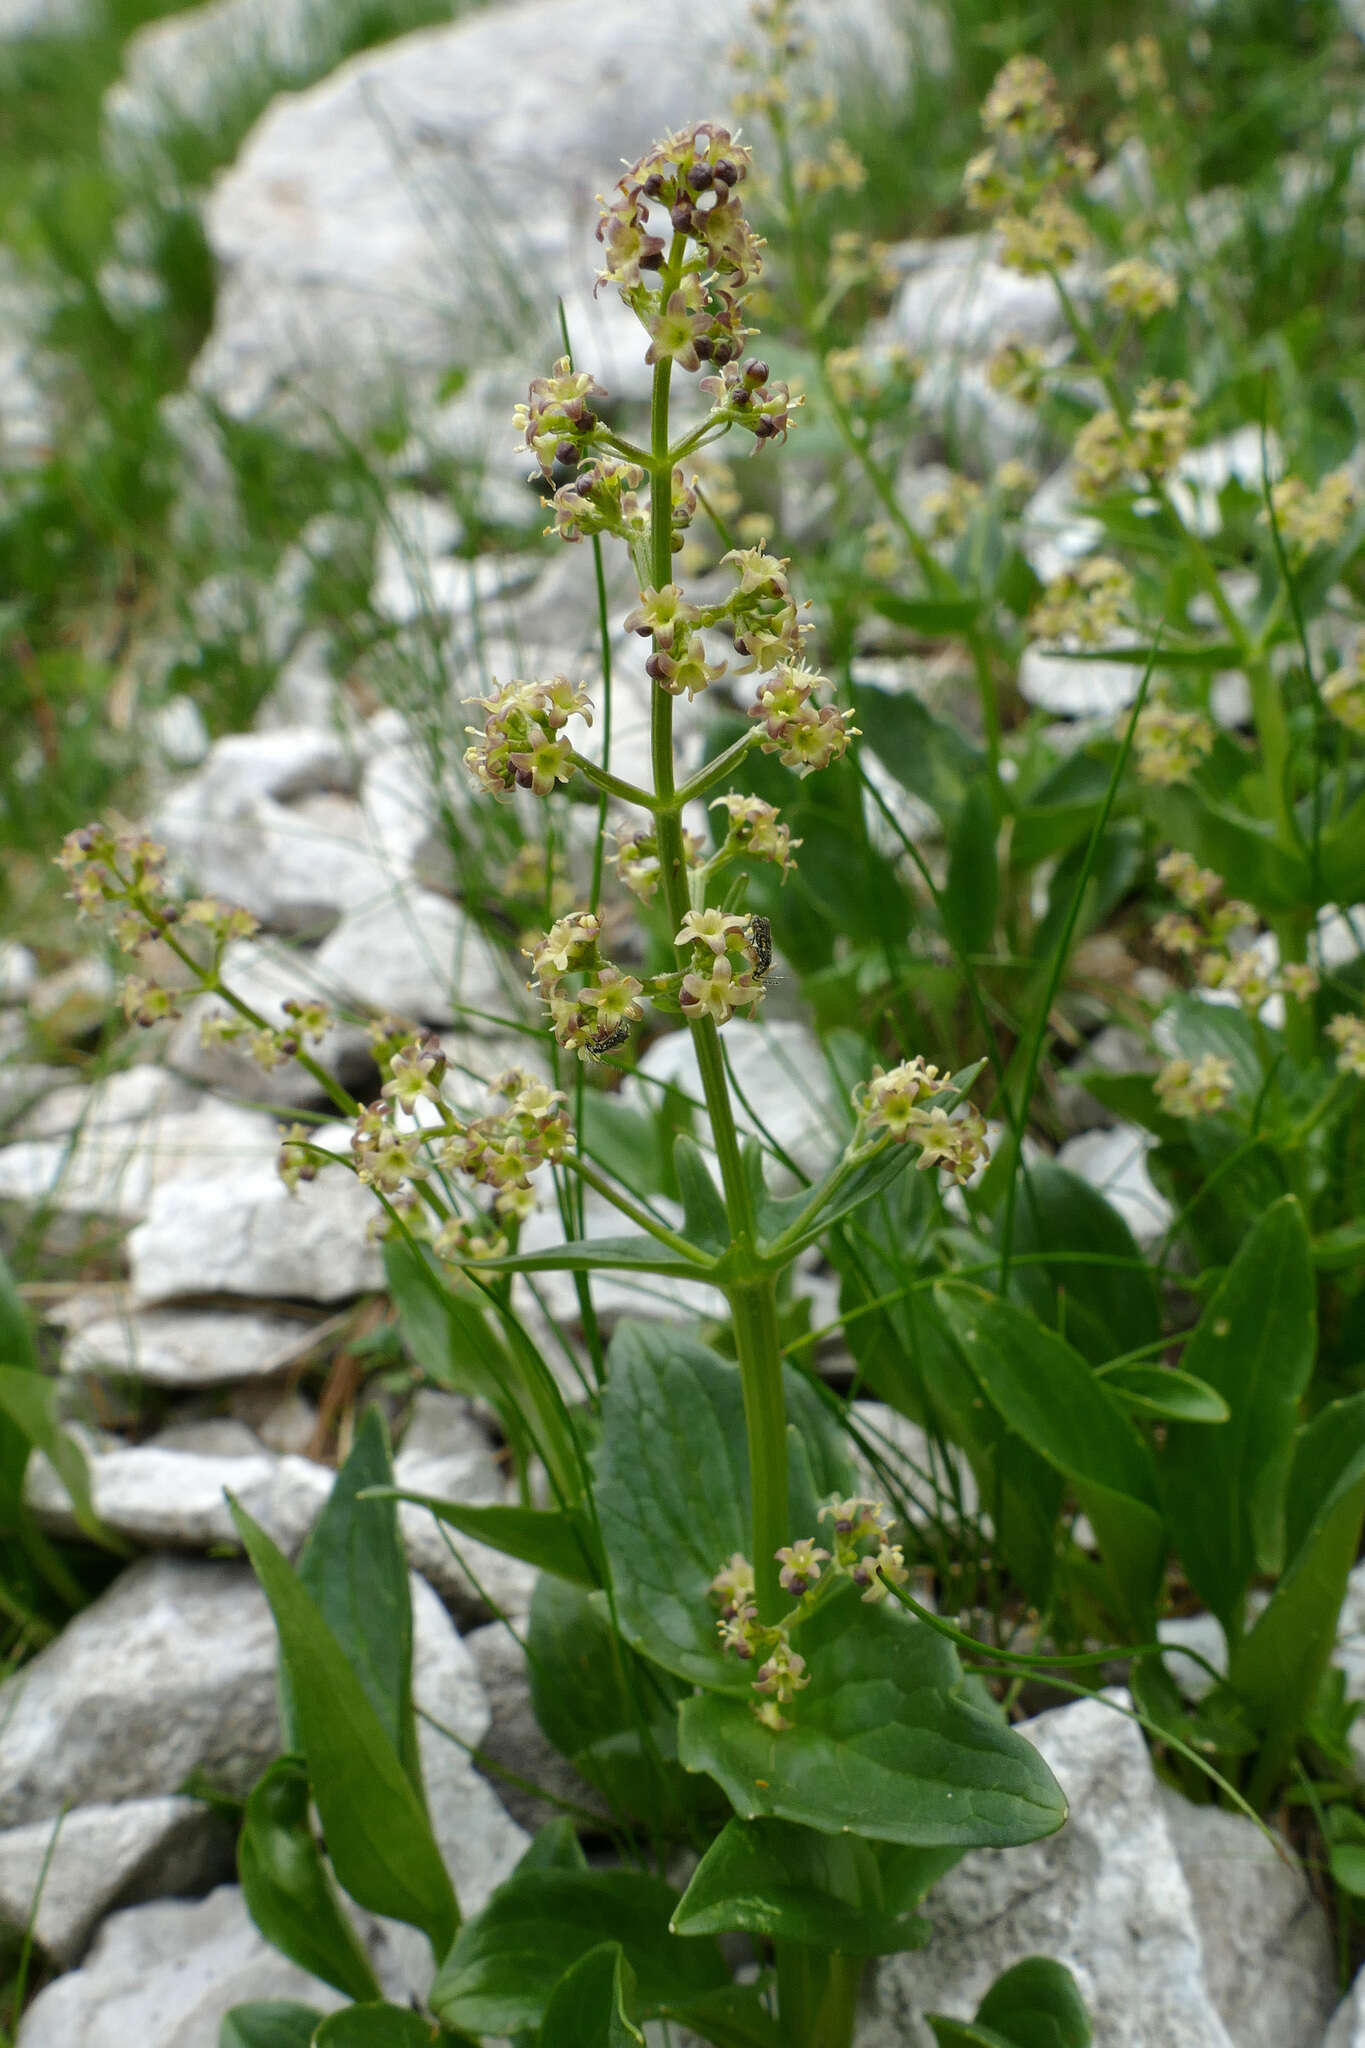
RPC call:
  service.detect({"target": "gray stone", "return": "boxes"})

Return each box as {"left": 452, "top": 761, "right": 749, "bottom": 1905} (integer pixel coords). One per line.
{"left": 849, "top": 1399, "right": 980, "bottom": 1529}
{"left": 1156, "top": 1610, "right": 1229, "bottom": 1702}
{"left": 155, "top": 781, "right": 391, "bottom": 939}
{"left": 1052, "top": 1123, "right": 1173, "bottom": 1246}
{"left": 1326, "top": 1972, "right": 1365, "bottom": 2047}
{"left": 15, "top": 1883, "right": 345, "bottom": 2047}
{"left": 12, "top": 1066, "right": 199, "bottom": 1141}
{"left": 192, "top": 0, "right": 933, "bottom": 434}
{"left": 0, "top": 1798, "right": 234, "bottom": 1967}
{"left": 465, "top": 1619, "right": 605, "bottom": 1832}
{"left": 167, "top": 936, "right": 374, "bottom": 1109}
{"left": 1155, "top": 1782, "right": 1335, "bottom": 2048}
{"left": 0, "top": 1097, "right": 278, "bottom": 1228}
{"left": 61, "top": 1304, "right": 326, "bottom": 1387}
{"left": 0, "top": 940, "right": 37, "bottom": 1005}
{"left": 624, "top": 1017, "right": 845, "bottom": 1190}
{"left": 0, "top": 1063, "right": 70, "bottom": 1130}
{"left": 394, "top": 1390, "right": 538, "bottom": 1625}
{"left": 127, "top": 1128, "right": 384, "bottom": 1306}
{"left": 312, "top": 888, "right": 513, "bottom": 1027}
{"left": 887, "top": 233, "right": 1068, "bottom": 357}
{"left": 26, "top": 956, "right": 116, "bottom": 1041}
{"left": 1018, "top": 641, "right": 1146, "bottom": 718}
{"left": 0, "top": 1556, "right": 281, "bottom": 1827}
{"left": 858, "top": 1693, "right": 1237, "bottom": 2048}
{"left": 23, "top": 1436, "right": 334, "bottom": 1554}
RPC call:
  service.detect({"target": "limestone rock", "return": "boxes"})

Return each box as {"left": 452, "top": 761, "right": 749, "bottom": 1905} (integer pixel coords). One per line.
{"left": 465, "top": 1619, "right": 605, "bottom": 1832}
{"left": 1326, "top": 1972, "right": 1365, "bottom": 2047}
{"left": 15, "top": 1883, "right": 345, "bottom": 2046}
{"left": 311, "top": 888, "right": 513, "bottom": 1027}
{"left": 624, "top": 1017, "right": 845, "bottom": 1190}
{"left": 0, "top": 1557, "right": 281, "bottom": 1827}
{"left": 193, "top": 0, "right": 934, "bottom": 434}
{"left": 0, "top": 1798, "right": 234, "bottom": 1968}
{"left": 0, "top": 1096, "right": 277, "bottom": 1228}
{"left": 24, "top": 1436, "right": 334, "bottom": 1554}
{"left": 1052, "top": 1123, "right": 1173, "bottom": 1246}
{"left": 166, "top": 936, "right": 374, "bottom": 1108}
{"left": 393, "top": 1390, "right": 537, "bottom": 1625}
{"left": 61, "top": 1304, "right": 326, "bottom": 1387}
{"left": 127, "top": 1130, "right": 384, "bottom": 1305}
{"left": 887, "top": 234, "right": 1068, "bottom": 357}
{"left": 1155, "top": 1782, "right": 1335, "bottom": 2048}
{"left": 858, "top": 1693, "right": 1238, "bottom": 2047}
{"left": 0, "top": 940, "right": 37, "bottom": 1005}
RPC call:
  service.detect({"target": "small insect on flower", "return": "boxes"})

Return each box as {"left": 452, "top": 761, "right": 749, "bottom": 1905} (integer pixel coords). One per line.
{"left": 743, "top": 913, "right": 773, "bottom": 979}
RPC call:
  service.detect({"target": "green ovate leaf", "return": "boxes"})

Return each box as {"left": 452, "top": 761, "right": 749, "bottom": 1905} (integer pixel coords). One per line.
{"left": 1097, "top": 1364, "right": 1229, "bottom": 1424}
{"left": 674, "top": 1134, "right": 732, "bottom": 1258}
{"left": 527, "top": 1574, "right": 700, "bottom": 1834}
{"left": 460, "top": 1233, "right": 715, "bottom": 1279}
{"left": 672, "top": 1816, "right": 954, "bottom": 1955}
{"left": 593, "top": 1320, "right": 853, "bottom": 1692}
{"left": 936, "top": 1286, "right": 1163, "bottom": 1633}
{"left": 540, "top": 1942, "right": 645, "bottom": 2048}
{"left": 238, "top": 1758, "right": 382, "bottom": 2004}
{"left": 929, "top": 1955, "right": 1092, "bottom": 2048}
{"left": 430, "top": 1870, "right": 729, "bottom": 2036}
{"left": 678, "top": 1586, "right": 1066, "bottom": 1849}
{"left": 853, "top": 679, "right": 985, "bottom": 826}
{"left": 217, "top": 2005, "right": 322, "bottom": 2048}
{"left": 1149, "top": 782, "right": 1311, "bottom": 912}
{"left": 228, "top": 1500, "right": 458, "bottom": 1957}
{"left": 1158, "top": 1195, "right": 1315, "bottom": 1632}
{"left": 1006, "top": 1160, "right": 1160, "bottom": 1365}
{"left": 515, "top": 1815, "right": 590, "bottom": 1874}
{"left": 0, "top": 1362, "right": 125, "bottom": 1551}
{"left": 943, "top": 778, "right": 999, "bottom": 961}
{"left": 311, "top": 2006, "right": 470, "bottom": 2045}
{"left": 290, "top": 1407, "right": 418, "bottom": 1786}
{"left": 366, "top": 1490, "right": 600, "bottom": 1587}
{"left": 1228, "top": 1394, "right": 1365, "bottom": 1766}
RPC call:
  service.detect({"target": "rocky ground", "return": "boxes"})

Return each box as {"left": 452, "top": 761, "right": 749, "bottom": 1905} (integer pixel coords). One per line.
{"left": 5, "top": 0, "right": 1365, "bottom": 2041}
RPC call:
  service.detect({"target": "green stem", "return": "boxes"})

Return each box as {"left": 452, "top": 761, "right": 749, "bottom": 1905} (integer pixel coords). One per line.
{"left": 645, "top": 289, "right": 789, "bottom": 1623}
{"left": 565, "top": 751, "right": 659, "bottom": 812}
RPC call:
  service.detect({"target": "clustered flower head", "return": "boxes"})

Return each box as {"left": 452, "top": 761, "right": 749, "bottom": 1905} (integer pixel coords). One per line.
{"left": 1155, "top": 1053, "right": 1235, "bottom": 1119}
{"left": 1030, "top": 556, "right": 1133, "bottom": 647}
{"left": 675, "top": 909, "right": 770, "bottom": 1025}
{"left": 710, "top": 1492, "right": 909, "bottom": 1730}
{"left": 922, "top": 473, "right": 982, "bottom": 542}
{"left": 1152, "top": 848, "right": 1320, "bottom": 1021}
{"left": 1134, "top": 697, "right": 1215, "bottom": 787}
{"left": 1328, "top": 1014, "right": 1365, "bottom": 1079}
{"left": 1268, "top": 467, "right": 1358, "bottom": 557}
{"left": 853, "top": 1058, "right": 990, "bottom": 1184}
{"left": 1323, "top": 645, "right": 1365, "bottom": 738}
{"left": 709, "top": 791, "right": 800, "bottom": 876}
{"left": 987, "top": 339, "right": 1051, "bottom": 405}
{"left": 1103, "top": 257, "right": 1177, "bottom": 321}
{"left": 514, "top": 359, "right": 607, "bottom": 478}
{"left": 610, "top": 823, "right": 705, "bottom": 904}
{"left": 747, "top": 661, "right": 857, "bottom": 775}
{"left": 964, "top": 56, "right": 1094, "bottom": 275}
{"left": 525, "top": 910, "right": 645, "bottom": 1060}
{"left": 1075, "top": 380, "right": 1197, "bottom": 499}
{"left": 463, "top": 675, "right": 593, "bottom": 799}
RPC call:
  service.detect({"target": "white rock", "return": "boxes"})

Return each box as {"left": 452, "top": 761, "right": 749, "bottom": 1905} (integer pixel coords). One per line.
{"left": 1155, "top": 1782, "right": 1335, "bottom": 2048}
{"left": 167, "top": 936, "right": 374, "bottom": 1108}
{"left": 149, "top": 695, "right": 210, "bottom": 769}
{"left": 26, "top": 956, "right": 116, "bottom": 1040}
{"left": 61, "top": 1304, "right": 325, "bottom": 1387}
{"left": 24, "top": 1437, "right": 334, "bottom": 1555}
{"left": 1018, "top": 641, "right": 1146, "bottom": 718}
{"left": 0, "top": 1063, "right": 70, "bottom": 1128}
{"left": 1156, "top": 1610, "right": 1229, "bottom": 1702}
{"left": 193, "top": 0, "right": 933, "bottom": 432}
{"left": 0, "top": 1798, "right": 232, "bottom": 1967}
{"left": 128, "top": 1133, "right": 384, "bottom": 1305}
{"left": 393, "top": 1390, "right": 537, "bottom": 1625}
{"left": 849, "top": 1399, "right": 980, "bottom": 1528}
{"left": 1019, "top": 461, "right": 1105, "bottom": 584}
{"left": 465, "top": 1620, "right": 605, "bottom": 1831}
{"left": 12, "top": 1065, "right": 198, "bottom": 1140}
{"left": 0, "top": 0, "right": 85, "bottom": 34}
{"left": 312, "top": 888, "right": 514, "bottom": 1027}
{"left": 514, "top": 1188, "right": 723, "bottom": 1329}
{"left": 887, "top": 234, "right": 1068, "bottom": 357}
{"left": 0, "top": 1097, "right": 278, "bottom": 1227}
{"left": 858, "top": 1693, "right": 1238, "bottom": 2048}
{"left": 1326, "top": 1972, "right": 1365, "bottom": 2047}
{"left": 15, "top": 1883, "right": 345, "bottom": 2047}
{"left": 0, "top": 940, "right": 36, "bottom": 1005}
{"left": 1052, "top": 1123, "right": 1173, "bottom": 1246}
{"left": 0, "top": 1557, "right": 281, "bottom": 1826}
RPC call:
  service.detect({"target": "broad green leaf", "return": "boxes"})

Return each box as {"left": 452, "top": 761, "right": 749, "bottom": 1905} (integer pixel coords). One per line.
{"left": 1229, "top": 1394, "right": 1365, "bottom": 1759}
{"left": 672, "top": 1816, "right": 953, "bottom": 1954}
{"left": 366, "top": 1491, "right": 600, "bottom": 1587}
{"left": 1097, "top": 1364, "right": 1229, "bottom": 1424}
{"left": 1153, "top": 995, "right": 1265, "bottom": 1108}
{"left": 929, "top": 1955, "right": 1092, "bottom": 2048}
{"left": 1010, "top": 748, "right": 1118, "bottom": 868}
{"left": 229, "top": 1500, "right": 458, "bottom": 1957}
{"left": 238, "top": 1758, "right": 382, "bottom": 2003}
{"left": 0, "top": 1364, "right": 125, "bottom": 1552}
{"left": 514, "top": 1815, "right": 589, "bottom": 1874}
{"left": 384, "top": 1238, "right": 519, "bottom": 1423}
{"left": 217, "top": 2006, "right": 321, "bottom": 2048}
{"left": 1331, "top": 1844, "right": 1365, "bottom": 1898}
{"left": 540, "top": 1943, "right": 644, "bottom": 2048}
{"left": 943, "top": 779, "right": 998, "bottom": 961}
{"left": 936, "top": 1286, "right": 1163, "bottom": 1632}
{"left": 527, "top": 1574, "right": 699, "bottom": 1834}
{"left": 430, "top": 1870, "right": 729, "bottom": 2035}
{"left": 864, "top": 591, "right": 984, "bottom": 635}
{"left": 1148, "top": 782, "right": 1311, "bottom": 912}
{"left": 678, "top": 1586, "right": 1066, "bottom": 1849}
{"left": 593, "top": 1321, "right": 853, "bottom": 1691}
{"left": 674, "top": 1134, "right": 731, "bottom": 1258}
{"left": 657, "top": 1982, "right": 785, "bottom": 2048}
{"left": 1158, "top": 1196, "right": 1315, "bottom": 1632}
{"left": 1007, "top": 1161, "right": 1160, "bottom": 1364}
{"left": 312, "top": 2007, "right": 468, "bottom": 2045}
{"left": 290, "top": 1408, "right": 418, "bottom": 1787}
{"left": 464, "top": 1232, "right": 717, "bottom": 1279}
{"left": 853, "top": 681, "right": 985, "bottom": 825}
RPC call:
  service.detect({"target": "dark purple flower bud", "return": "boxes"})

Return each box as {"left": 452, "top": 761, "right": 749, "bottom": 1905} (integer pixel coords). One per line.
{"left": 710, "top": 338, "right": 736, "bottom": 365}
{"left": 713, "top": 158, "right": 739, "bottom": 186}
{"left": 643, "top": 172, "right": 665, "bottom": 197}
{"left": 640, "top": 247, "right": 664, "bottom": 269}
{"left": 645, "top": 652, "right": 668, "bottom": 680}
{"left": 693, "top": 336, "right": 714, "bottom": 360}
{"left": 670, "top": 200, "right": 695, "bottom": 233}
{"left": 554, "top": 440, "right": 578, "bottom": 467}
{"left": 744, "top": 358, "right": 769, "bottom": 387}
{"left": 687, "top": 161, "right": 714, "bottom": 191}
